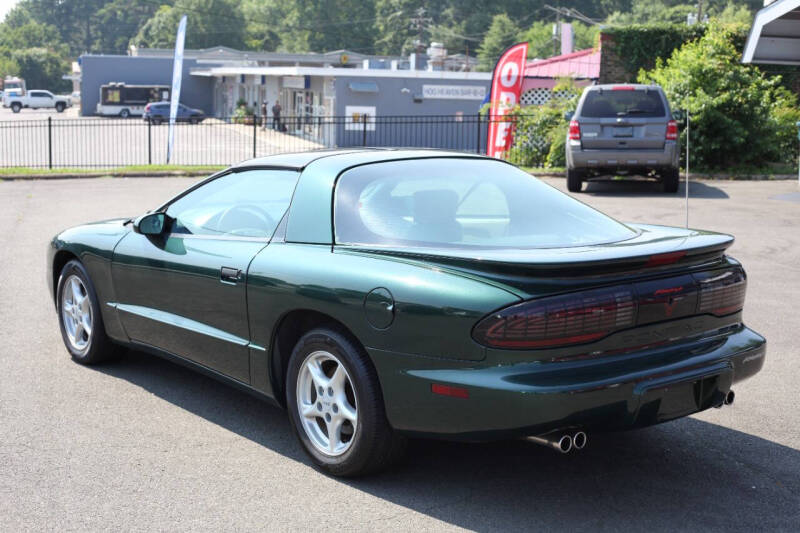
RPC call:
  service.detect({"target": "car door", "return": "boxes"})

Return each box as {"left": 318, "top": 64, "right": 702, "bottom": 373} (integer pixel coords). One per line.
{"left": 111, "top": 169, "right": 301, "bottom": 382}
{"left": 28, "top": 91, "right": 48, "bottom": 108}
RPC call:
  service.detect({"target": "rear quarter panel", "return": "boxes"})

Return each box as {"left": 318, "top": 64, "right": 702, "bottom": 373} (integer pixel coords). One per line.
{"left": 245, "top": 242, "right": 520, "bottom": 392}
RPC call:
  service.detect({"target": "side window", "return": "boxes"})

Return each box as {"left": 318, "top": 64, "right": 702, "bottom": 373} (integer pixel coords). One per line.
{"left": 165, "top": 170, "right": 300, "bottom": 238}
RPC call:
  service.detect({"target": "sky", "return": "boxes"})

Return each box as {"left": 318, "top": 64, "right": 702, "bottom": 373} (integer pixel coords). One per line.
{"left": 0, "top": 0, "right": 20, "bottom": 22}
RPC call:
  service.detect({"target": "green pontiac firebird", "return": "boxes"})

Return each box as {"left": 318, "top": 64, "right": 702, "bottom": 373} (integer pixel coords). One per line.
{"left": 48, "top": 149, "right": 766, "bottom": 476}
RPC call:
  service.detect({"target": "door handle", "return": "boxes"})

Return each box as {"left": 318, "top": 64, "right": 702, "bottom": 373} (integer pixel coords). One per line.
{"left": 220, "top": 267, "right": 242, "bottom": 284}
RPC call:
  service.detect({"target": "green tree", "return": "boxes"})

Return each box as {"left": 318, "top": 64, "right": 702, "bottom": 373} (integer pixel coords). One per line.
{"left": 93, "top": 0, "right": 164, "bottom": 53}
{"left": 278, "top": 0, "right": 377, "bottom": 53}
{"left": 518, "top": 20, "right": 599, "bottom": 60}
{"left": 133, "top": 0, "right": 246, "bottom": 50}
{"left": 640, "top": 22, "right": 800, "bottom": 169}
{"left": 477, "top": 13, "right": 519, "bottom": 71}
{"left": 11, "top": 48, "right": 71, "bottom": 91}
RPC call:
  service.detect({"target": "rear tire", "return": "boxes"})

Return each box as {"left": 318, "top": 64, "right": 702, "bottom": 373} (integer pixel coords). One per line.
{"left": 662, "top": 167, "right": 680, "bottom": 193}
{"left": 56, "top": 260, "right": 117, "bottom": 365}
{"left": 286, "top": 327, "right": 406, "bottom": 477}
{"left": 567, "top": 168, "right": 583, "bottom": 192}
{"left": 119, "top": 108, "right": 130, "bottom": 118}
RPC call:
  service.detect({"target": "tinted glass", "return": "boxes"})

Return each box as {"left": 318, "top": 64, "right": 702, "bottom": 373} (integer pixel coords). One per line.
{"left": 334, "top": 159, "right": 636, "bottom": 249}
{"left": 581, "top": 89, "right": 666, "bottom": 118}
{"left": 166, "top": 170, "right": 300, "bottom": 238}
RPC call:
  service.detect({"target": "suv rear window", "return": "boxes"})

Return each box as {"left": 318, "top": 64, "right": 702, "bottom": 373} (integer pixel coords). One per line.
{"left": 580, "top": 89, "right": 666, "bottom": 118}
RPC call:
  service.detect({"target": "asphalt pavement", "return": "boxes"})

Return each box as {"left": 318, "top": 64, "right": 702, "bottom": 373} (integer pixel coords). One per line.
{"left": 1, "top": 175, "right": 798, "bottom": 532}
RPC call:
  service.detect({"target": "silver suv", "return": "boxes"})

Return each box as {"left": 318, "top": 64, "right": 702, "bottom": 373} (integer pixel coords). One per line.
{"left": 566, "top": 84, "right": 680, "bottom": 193}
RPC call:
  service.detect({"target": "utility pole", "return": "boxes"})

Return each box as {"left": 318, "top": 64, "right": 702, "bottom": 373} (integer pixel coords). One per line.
{"left": 410, "top": 7, "right": 432, "bottom": 53}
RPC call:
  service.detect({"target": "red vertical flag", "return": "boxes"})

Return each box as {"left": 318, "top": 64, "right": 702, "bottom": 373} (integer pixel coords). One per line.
{"left": 486, "top": 42, "right": 528, "bottom": 159}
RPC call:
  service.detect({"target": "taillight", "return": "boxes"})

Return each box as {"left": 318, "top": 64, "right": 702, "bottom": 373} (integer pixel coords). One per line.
{"left": 666, "top": 120, "right": 678, "bottom": 140}
{"left": 568, "top": 120, "right": 581, "bottom": 140}
{"left": 473, "top": 267, "right": 746, "bottom": 350}
{"left": 473, "top": 286, "right": 635, "bottom": 349}
{"left": 145, "top": 103, "right": 151, "bottom": 112}
{"left": 697, "top": 269, "right": 746, "bottom": 317}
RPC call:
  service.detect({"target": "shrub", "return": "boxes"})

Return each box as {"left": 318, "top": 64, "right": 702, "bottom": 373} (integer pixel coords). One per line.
{"left": 505, "top": 79, "right": 580, "bottom": 168}
{"left": 639, "top": 22, "right": 800, "bottom": 169}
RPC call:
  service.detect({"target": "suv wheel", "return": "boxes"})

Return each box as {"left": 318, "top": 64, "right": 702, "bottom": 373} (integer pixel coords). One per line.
{"left": 286, "top": 327, "right": 406, "bottom": 477}
{"left": 55, "top": 102, "right": 65, "bottom": 113}
{"left": 662, "top": 167, "right": 680, "bottom": 193}
{"left": 567, "top": 169, "right": 583, "bottom": 192}
{"left": 11, "top": 102, "right": 21, "bottom": 113}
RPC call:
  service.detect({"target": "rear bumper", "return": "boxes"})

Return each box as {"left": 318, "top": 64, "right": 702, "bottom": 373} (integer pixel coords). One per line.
{"left": 567, "top": 140, "right": 679, "bottom": 172}
{"left": 371, "top": 325, "right": 765, "bottom": 440}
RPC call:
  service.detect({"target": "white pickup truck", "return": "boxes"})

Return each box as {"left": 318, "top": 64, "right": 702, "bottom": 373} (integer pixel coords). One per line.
{"left": 3, "top": 90, "right": 72, "bottom": 113}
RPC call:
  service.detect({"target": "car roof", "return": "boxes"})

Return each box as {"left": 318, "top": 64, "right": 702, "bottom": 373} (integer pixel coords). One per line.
{"left": 232, "top": 148, "right": 490, "bottom": 172}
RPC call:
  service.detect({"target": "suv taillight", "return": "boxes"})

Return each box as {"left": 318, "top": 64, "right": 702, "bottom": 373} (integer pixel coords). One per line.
{"left": 473, "top": 268, "right": 746, "bottom": 350}
{"left": 568, "top": 120, "right": 581, "bottom": 140}
{"left": 666, "top": 120, "right": 678, "bottom": 140}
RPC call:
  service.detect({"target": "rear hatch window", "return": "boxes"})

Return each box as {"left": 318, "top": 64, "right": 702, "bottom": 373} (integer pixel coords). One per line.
{"left": 578, "top": 88, "right": 668, "bottom": 150}
{"left": 581, "top": 89, "right": 666, "bottom": 118}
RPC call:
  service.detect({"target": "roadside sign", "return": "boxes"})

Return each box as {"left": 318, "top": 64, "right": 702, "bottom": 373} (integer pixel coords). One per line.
{"left": 167, "top": 15, "right": 187, "bottom": 164}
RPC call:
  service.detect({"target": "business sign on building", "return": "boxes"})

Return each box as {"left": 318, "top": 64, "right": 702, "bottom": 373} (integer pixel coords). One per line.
{"left": 422, "top": 85, "right": 486, "bottom": 100}
{"left": 283, "top": 76, "right": 309, "bottom": 89}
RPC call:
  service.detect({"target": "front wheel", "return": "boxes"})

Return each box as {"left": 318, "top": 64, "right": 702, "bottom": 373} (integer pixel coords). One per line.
{"left": 567, "top": 168, "right": 583, "bottom": 192}
{"left": 56, "top": 259, "right": 116, "bottom": 364}
{"left": 11, "top": 103, "right": 21, "bottom": 113}
{"left": 286, "top": 328, "right": 406, "bottom": 477}
{"left": 119, "top": 108, "right": 130, "bottom": 118}
{"left": 55, "top": 102, "right": 65, "bottom": 113}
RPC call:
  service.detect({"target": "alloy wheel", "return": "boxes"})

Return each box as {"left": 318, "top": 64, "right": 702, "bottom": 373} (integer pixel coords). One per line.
{"left": 61, "top": 275, "right": 93, "bottom": 351}
{"left": 295, "top": 350, "right": 358, "bottom": 456}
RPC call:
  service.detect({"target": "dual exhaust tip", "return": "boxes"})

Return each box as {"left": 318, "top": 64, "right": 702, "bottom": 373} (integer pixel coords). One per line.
{"left": 527, "top": 431, "right": 588, "bottom": 454}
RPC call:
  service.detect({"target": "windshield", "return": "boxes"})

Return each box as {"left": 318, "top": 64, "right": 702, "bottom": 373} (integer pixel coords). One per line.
{"left": 581, "top": 89, "right": 666, "bottom": 118}
{"left": 334, "top": 158, "right": 636, "bottom": 249}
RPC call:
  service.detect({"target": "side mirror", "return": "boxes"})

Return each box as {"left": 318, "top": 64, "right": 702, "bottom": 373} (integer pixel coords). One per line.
{"left": 133, "top": 212, "right": 166, "bottom": 235}
{"left": 564, "top": 111, "right": 574, "bottom": 121}
{"left": 672, "top": 110, "right": 685, "bottom": 121}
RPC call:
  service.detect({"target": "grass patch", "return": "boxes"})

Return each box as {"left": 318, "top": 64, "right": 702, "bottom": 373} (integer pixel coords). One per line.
{"left": 0, "top": 164, "right": 224, "bottom": 176}
{"left": 519, "top": 166, "right": 565, "bottom": 174}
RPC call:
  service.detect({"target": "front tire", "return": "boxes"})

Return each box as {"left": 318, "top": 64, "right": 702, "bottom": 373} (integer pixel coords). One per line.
{"left": 55, "top": 102, "right": 65, "bottom": 113}
{"left": 119, "top": 108, "right": 130, "bottom": 118}
{"left": 567, "top": 168, "right": 583, "bottom": 192}
{"left": 286, "top": 327, "right": 406, "bottom": 476}
{"left": 56, "top": 259, "right": 116, "bottom": 365}
{"left": 11, "top": 102, "right": 21, "bottom": 113}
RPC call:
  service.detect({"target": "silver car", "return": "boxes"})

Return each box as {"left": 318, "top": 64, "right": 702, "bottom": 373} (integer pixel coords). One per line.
{"left": 566, "top": 84, "right": 680, "bottom": 193}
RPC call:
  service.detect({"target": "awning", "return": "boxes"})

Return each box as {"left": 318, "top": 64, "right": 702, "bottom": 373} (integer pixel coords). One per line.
{"left": 348, "top": 81, "right": 379, "bottom": 92}
{"left": 743, "top": 0, "right": 800, "bottom": 64}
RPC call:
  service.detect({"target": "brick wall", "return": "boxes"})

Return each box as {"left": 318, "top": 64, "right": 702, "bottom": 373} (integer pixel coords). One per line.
{"left": 598, "top": 33, "right": 634, "bottom": 84}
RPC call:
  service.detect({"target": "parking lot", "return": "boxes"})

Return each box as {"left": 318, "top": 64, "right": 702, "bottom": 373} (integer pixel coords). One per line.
{"left": 1, "top": 175, "right": 799, "bottom": 531}
{"left": 0, "top": 107, "right": 324, "bottom": 167}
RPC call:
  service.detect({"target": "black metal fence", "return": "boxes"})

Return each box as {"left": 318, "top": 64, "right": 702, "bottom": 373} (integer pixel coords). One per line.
{"left": 0, "top": 114, "right": 498, "bottom": 168}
